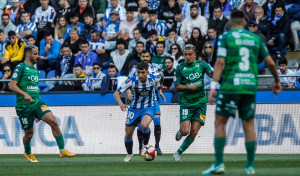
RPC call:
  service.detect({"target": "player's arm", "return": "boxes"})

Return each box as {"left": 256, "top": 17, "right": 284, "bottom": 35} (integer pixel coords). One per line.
{"left": 174, "top": 66, "right": 198, "bottom": 91}
{"left": 113, "top": 90, "right": 128, "bottom": 111}
{"left": 9, "top": 80, "right": 33, "bottom": 103}
{"left": 264, "top": 56, "right": 282, "bottom": 95}
{"left": 126, "top": 89, "right": 133, "bottom": 101}
{"left": 209, "top": 57, "right": 225, "bottom": 104}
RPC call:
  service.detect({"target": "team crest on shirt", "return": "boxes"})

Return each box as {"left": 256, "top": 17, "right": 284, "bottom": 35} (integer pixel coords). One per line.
{"left": 13, "top": 73, "right": 18, "bottom": 78}
{"left": 149, "top": 81, "right": 154, "bottom": 86}
{"left": 41, "top": 105, "right": 49, "bottom": 112}
{"left": 196, "top": 63, "right": 199, "bottom": 67}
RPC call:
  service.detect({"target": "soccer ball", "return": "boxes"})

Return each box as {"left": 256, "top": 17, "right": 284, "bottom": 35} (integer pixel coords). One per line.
{"left": 140, "top": 145, "right": 157, "bottom": 161}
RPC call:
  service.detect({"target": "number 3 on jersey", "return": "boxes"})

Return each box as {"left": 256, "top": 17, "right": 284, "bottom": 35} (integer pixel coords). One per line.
{"left": 239, "top": 47, "right": 250, "bottom": 71}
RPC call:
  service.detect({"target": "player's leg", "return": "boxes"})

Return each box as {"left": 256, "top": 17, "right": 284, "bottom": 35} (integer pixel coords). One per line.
{"left": 124, "top": 125, "right": 136, "bottom": 162}
{"left": 23, "top": 128, "right": 38, "bottom": 162}
{"left": 41, "top": 112, "right": 76, "bottom": 158}
{"left": 242, "top": 119, "right": 256, "bottom": 175}
{"left": 136, "top": 123, "right": 145, "bottom": 154}
{"left": 153, "top": 100, "right": 162, "bottom": 154}
{"left": 173, "top": 120, "right": 190, "bottom": 161}
{"left": 140, "top": 114, "right": 153, "bottom": 146}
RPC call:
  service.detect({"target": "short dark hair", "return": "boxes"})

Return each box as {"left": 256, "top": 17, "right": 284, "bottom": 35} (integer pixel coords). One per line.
{"left": 24, "top": 45, "right": 39, "bottom": 55}
{"left": 0, "top": 29, "right": 4, "bottom": 34}
{"left": 213, "top": 5, "right": 222, "bottom": 11}
{"left": 74, "top": 64, "right": 83, "bottom": 68}
{"left": 140, "top": 7, "right": 149, "bottom": 14}
{"left": 174, "top": 8, "right": 182, "bottom": 15}
{"left": 70, "top": 11, "right": 79, "bottom": 18}
{"left": 149, "top": 10, "right": 157, "bottom": 15}
{"left": 133, "top": 28, "right": 141, "bottom": 33}
{"left": 208, "top": 27, "right": 217, "bottom": 31}
{"left": 165, "top": 56, "right": 174, "bottom": 63}
{"left": 80, "top": 40, "right": 90, "bottom": 46}
{"left": 230, "top": 10, "right": 245, "bottom": 26}
{"left": 2, "top": 13, "right": 9, "bottom": 18}
{"left": 126, "top": 7, "right": 135, "bottom": 12}
{"left": 156, "top": 41, "right": 165, "bottom": 48}
{"left": 190, "top": 4, "right": 198, "bottom": 10}
{"left": 21, "top": 10, "right": 30, "bottom": 16}
{"left": 168, "top": 28, "right": 177, "bottom": 34}
{"left": 137, "top": 62, "right": 148, "bottom": 71}
{"left": 62, "top": 44, "right": 71, "bottom": 49}
{"left": 43, "top": 32, "right": 52, "bottom": 39}
{"left": 278, "top": 58, "right": 288, "bottom": 66}
{"left": 136, "top": 41, "right": 144, "bottom": 47}
{"left": 116, "top": 38, "right": 126, "bottom": 45}
{"left": 25, "top": 35, "right": 35, "bottom": 40}
{"left": 148, "top": 29, "right": 158, "bottom": 36}
{"left": 91, "top": 30, "right": 101, "bottom": 37}
{"left": 83, "top": 12, "right": 93, "bottom": 18}
{"left": 8, "top": 31, "right": 16, "bottom": 37}
{"left": 275, "top": 4, "right": 285, "bottom": 11}
{"left": 93, "top": 62, "right": 101, "bottom": 67}
{"left": 108, "top": 65, "right": 118, "bottom": 72}
{"left": 141, "top": 50, "right": 151, "bottom": 56}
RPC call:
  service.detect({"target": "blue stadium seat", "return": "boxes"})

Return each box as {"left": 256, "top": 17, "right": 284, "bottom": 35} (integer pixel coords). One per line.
{"left": 47, "top": 70, "right": 56, "bottom": 79}
{"left": 39, "top": 70, "right": 47, "bottom": 89}
{"left": 0, "top": 71, "right": 3, "bottom": 78}
{"left": 258, "top": 61, "right": 266, "bottom": 70}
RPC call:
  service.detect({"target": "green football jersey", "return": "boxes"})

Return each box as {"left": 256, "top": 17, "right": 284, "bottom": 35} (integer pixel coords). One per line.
{"left": 151, "top": 55, "right": 167, "bottom": 71}
{"left": 11, "top": 62, "right": 42, "bottom": 111}
{"left": 217, "top": 28, "right": 270, "bottom": 95}
{"left": 174, "top": 60, "right": 212, "bottom": 107}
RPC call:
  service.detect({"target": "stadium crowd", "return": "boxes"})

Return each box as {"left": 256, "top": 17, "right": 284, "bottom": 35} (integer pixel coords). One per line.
{"left": 0, "top": 0, "right": 300, "bottom": 92}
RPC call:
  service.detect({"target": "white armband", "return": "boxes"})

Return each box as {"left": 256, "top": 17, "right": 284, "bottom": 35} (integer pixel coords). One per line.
{"left": 210, "top": 81, "right": 218, "bottom": 89}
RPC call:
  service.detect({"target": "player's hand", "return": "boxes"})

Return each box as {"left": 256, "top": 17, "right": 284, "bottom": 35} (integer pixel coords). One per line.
{"left": 209, "top": 89, "right": 216, "bottom": 105}
{"left": 24, "top": 94, "right": 33, "bottom": 103}
{"left": 188, "top": 85, "right": 198, "bottom": 90}
{"left": 120, "top": 104, "right": 128, "bottom": 111}
{"left": 128, "top": 93, "right": 133, "bottom": 101}
{"left": 272, "top": 81, "right": 282, "bottom": 98}
{"left": 160, "top": 92, "right": 166, "bottom": 103}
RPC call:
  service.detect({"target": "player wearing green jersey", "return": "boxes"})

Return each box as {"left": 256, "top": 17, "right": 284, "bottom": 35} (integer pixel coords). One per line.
{"left": 173, "top": 44, "right": 213, "bottom": 161}
{"left": 9, "top": 45, "right": 76, "bottom": 162}
{"left": 202, "top": 11, "right": 282, "bottom": 175}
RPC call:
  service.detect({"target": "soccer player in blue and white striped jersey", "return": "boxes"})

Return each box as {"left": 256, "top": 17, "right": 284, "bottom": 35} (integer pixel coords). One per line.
{"left": 114, "top": 62, "right": 161, "bottom": 162}
{"left": 16, "top": 11, "right": 37, "bottom": 41}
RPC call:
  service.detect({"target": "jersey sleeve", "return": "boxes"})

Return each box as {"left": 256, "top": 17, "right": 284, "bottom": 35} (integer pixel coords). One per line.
{"left": 11, "top": 64, "right": 24, "bottom": 82}
{"left": 152, "top": 73, "right": 161, "bottom": 83}
{"left": 216, "top": 34, "right": 227, "bottom": 58}
{"left": 259, "top": 38, "right": 270, "bottom": 60}
{"left": 202, "top": 61, "right": 212, "bottom": 76}
{"left": 118, "top": 77, "right": 133, "bottom": 93}
{"left": 174, "top": 65, "right": 183, "bottom": 84}
{"left": 128, "top": 66, "right": 136, "bottom": 77}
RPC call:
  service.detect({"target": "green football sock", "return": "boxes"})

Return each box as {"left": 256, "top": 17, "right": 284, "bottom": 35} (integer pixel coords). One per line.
{"left": 55, "top": 134, "right": 65, "bottom": 150}
{"left": 245, "top": 141, "right": 256, "bottom": 168}
{"left": 214, "top": 137, "right": 226, "bottom": 166}
{"left": 177, "top": 136, "right": 194, "bottom": 154}
{"left": 24, "top": 144, "right": 31, "bottom": 155}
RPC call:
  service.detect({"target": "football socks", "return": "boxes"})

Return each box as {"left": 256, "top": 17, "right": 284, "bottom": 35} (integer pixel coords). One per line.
{"left": 214, "top": 137, "right": 226, "bottom": 166}
{"left": 177, "top": 136, "right": 194, "bottom": 154}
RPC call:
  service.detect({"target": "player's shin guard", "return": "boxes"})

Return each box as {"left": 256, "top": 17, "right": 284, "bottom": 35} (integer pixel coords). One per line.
{"left": 137, "top": 124, "right": 144, "bottom": 150}
{"left": 214, "top": 137, "right": 226, "bottom": 166}
{"left": 245, "top": 141, "right": 256, "bottom": 168}
{"left": 142, "top": 128, "right": 151, "bottom": 146}
{"left": 55, "top": 134, "right": 65, "bottom": 151}
{"left": 124, "top": 137, "right": 133, "bottom": 155}
{"left": 177, "top": 136, "right": 194, "bottom": 154}
{"left": 24, "top": 144, "right": 31, "bottom": 154}
{"left": 153, "top": 118, "right": 161, "bottom": 148}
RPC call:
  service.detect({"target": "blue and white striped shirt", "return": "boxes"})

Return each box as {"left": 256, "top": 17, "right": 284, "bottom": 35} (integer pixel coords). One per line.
{"left": 147, "top": 19, "right": 168, "bottom": 38}
{"left": 118, "top": 74, "right": 161, "bottom": 109}
{"left": 16, "top": 21, "right": 37, "bottom": 39}
{"left": 103, "top": 5, "right": 126, "bottom": 22}
{"left": 87, "top": 38, "right": 112, "bottom": 51}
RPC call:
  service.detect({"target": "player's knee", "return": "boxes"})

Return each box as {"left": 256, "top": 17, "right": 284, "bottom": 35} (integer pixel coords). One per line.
{"left": 141, "top": 124, "right": 149, "bottom": 132}
{"left": 49, "top": 119, "right": 59, "bottom": 128}
{"left": 181, "top": 129, "right": 189, "bottom": 136}
{"left": 125, "top": 134, "right": 133, "bottom": 140}
{"left": 25, "top": 131, "right": 34, "bottom": 139}
{"left": 189, "top": 129, "right": 199, "bottom": 139}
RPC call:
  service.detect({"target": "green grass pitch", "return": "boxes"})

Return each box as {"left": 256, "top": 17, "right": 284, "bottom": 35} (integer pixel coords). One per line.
{"left": 0, "top": 154, "right": 299, "bottom": 176}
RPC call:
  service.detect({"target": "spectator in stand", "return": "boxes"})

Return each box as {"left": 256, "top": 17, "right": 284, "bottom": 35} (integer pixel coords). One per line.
{"left": 178, "top": 0, "right": 192, "bottom": 20}
{"left": 277, "top": 58, "right": 295, "bottom": 88}
{"left": 38, "top": 33, "right": 61, "bottom": 71}
{"left": 186, "top": 27, "right": 205, "bottom": 56}
{"left": 137, "top": 7, "right": 150, "bottom": 39}
{"left": 0, "top": 29, "right": 7, "bottom": 60}
{"left": 0, "top": 0, "right": 8, "bottom": 12}
{"left": 246, "top": 6, "right": 268, "bottom": 35}
{"left": 125, "top": 0, "right": 139, "bottom": 12}
{"left": 128, "top": 28, "right": 147, "bottom": 52}
{"left": 202, "top": 41, "right": 215, "bottom": 66}
{"left": 4, "top": 0, "right": 24, "bottom": 26}
{"left": 206, "top": 27, "right": 218, "bottom": 47}
{"left": 146, "top": 29, "right": 165, "bottom": 56}
{"left": 72, "top": 63, "right": 88, "bottom": 90}
{"left": 152, "top": 41, "right": 169, "bottom": 71}
{"left": 92, "top": 0, "right": 108, "bottom": 22}
{"left": 127, "top": 41, "right": 144, "bottom": 64}
{"left": 208, "top": 6, "right": 229, "bottom": 35}
{"left": 198, "top": 55, "right": 219, "bottom": 89}
{"left": 0, "top": 64, "right": 12, "bottom": 91}
{"left": 120, "top": 7, "right": 139, "bottom": 39}
{"left": 57, "top": 0, "right": 72, "bottom": 24}
{"left": 159, "top": 0, "right": 179, "bottom": 29}
{"left": 1, "top": 31, "right": 26, "bottom": 68}
{"left": 170, "top": 43, "right": 184, "bottom": 68}
{"left": 74, "top": 40, "right": 99, "bottom": 76}
{"left": 15, "top": 11, "right": 37, "bottom": 41}
{"left": 215, "top": 0, "right": 231, "bottom": 20}
{"left": 180, "top": 5, "right": 208, "bottom": 39}
{"left": 147, "top": 10, "right": 169, "bottom": 38}
{"left": 0, "top": 13, "right": 16, "bottom": 38}
{"left": 146, "top": 0, "right": 159, "bottom": 11}
{"left": 262, "top": 0, "right": 284, "bottom": 21}
{"left": 80, "top": 13, "right": 102, "bottom": 40}
{"left": 165, "top": 28, "right": 185, "bottom": 53}
{"left": 102, "top": 0, "right": 126, "bottom": 27}
{"left": 63, "top": 28, "right": 83, "bottom": 56}
{"left": 118, "top": 28, "right": 131, "bottom": 48}
{"left": 102, "top": 11, "right": 120, "bottom": 41}
{"left": 104, "top": 38, "right": 130, "bottom": 75}
{"left": 62, "top": 12, "right": 85, "bottom": 41}
{"left": 288, "top": 3, "right": 300, "bottom": 51}
{"left": 162, "top": 56, "right": 175, "bottom": 89}
{"left": 198, "top": 0, "right": 210, "bottom": 19}
{"left": 100, "top": 65, "right": 119, "bottom": 94}
{"left": 88, "top": 30, "right": 111, "bottom": 66}
{"left": 54, "top": 15, "right": 69, "bottom": 42}
{"left": 74, "top": 0, "right": 96, "bottom": 23}
{"left": 294, "top": 65, "right": 300, "bottom": 88}
{"left": 248, "top": 20, "right": 267, "bottom": 44}
{"left": 138, "top": 0, "right": 148, "bottom": 13}
{"left": 34, "top": 0, "right": 56, "bottom": 41}
{"left": 25, "top": 35, "right": 39, "bottom": 48}
{"left": 174, "top": 8, "right": 183, "bottom": 35}
{"left": 82, "top": 62, "right": 106, "bottom": 91}
{"left": 240, "top": 0, "right": 258, "bottom": 22}
{"left": 266, "top": 5, "right": 290, "bottom": 57}
{"left": 54, "top": 45, "right": 75, "bottom": 87}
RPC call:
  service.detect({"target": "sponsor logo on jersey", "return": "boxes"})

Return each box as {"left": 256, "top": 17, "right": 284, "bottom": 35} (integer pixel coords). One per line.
{"left": 41, "top": 105, "right": 49, "bottom": 112}
{"left": 186, "top": 72, "right": 202, "bottom": 80}
{"left": 26, "top": 67, "right": 29, "bottom": 70}
{"left": 27, "top": 86, "right": 39, "bottom": 91}
{"left": 13, "top": 73, "right": 18, "bottom": 78}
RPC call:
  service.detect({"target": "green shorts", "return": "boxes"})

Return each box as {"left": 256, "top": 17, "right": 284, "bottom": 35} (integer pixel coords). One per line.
{"left": 215, "top": 93, "right": 256, "bottom": 120}
{"left": 180, "top": 104, "right": 207, "bottom": 126}
{"left": 17, "top": 100, "right": 52, "bottom": 130}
